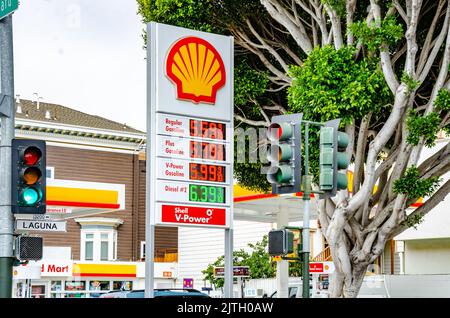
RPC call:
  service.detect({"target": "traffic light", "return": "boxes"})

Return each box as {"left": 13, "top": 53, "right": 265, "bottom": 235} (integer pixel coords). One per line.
{"left": 268, "top": 229, "right": 294, "bottom": 256}
{"left": 266, "top": 113, "right": 303, "bottom": 194}
{"left": 11, "top": 139, "right": 46, "bottom": 214}
{"left": 15, "top": 236, "right": 43, "bottom": 261}
{"left": 319, "top": 119, "right": 350, "bottom": 198}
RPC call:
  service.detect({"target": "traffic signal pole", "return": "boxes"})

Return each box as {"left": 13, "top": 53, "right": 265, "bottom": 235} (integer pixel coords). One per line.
{"left": 0, "top": 15, "right": 15, "bottom": 298}
{"left": 302, "top": 123, "right": 310, "bottom": 299}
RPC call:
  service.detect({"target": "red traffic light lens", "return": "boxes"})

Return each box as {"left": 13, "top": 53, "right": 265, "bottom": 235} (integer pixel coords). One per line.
{"left": 23, "top": 146, "right": 42, "bottom": 165}
{"left": 267, "top": 123, "right": 281, "bottom": 141}
{"left": 22, "top": 167, "right": 42, "bottom": 185}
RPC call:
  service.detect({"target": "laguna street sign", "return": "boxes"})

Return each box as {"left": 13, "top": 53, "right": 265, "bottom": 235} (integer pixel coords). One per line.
{"left": 0, "top": 0, "right": 18, "bottom": 20}
{"left": 15, "top": 220, "right": 67, "bottom": 232}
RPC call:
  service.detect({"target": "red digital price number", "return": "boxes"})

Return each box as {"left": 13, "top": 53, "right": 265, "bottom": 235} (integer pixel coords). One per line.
{"left": 190, "top": 141, "right": 225, "bottom": 161}
{"left": 190, "top": 119, "right": 226, "bottom": 140}
{"left": 189, "top": 163, "right": 226, "bottom": 183}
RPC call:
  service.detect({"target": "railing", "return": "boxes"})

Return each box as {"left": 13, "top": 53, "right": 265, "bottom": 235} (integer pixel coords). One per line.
{"left": 311, "top": 246, "right": 332, "bottom": 262}
{"left": 154, "top": 248, "right": 178, "bottom": 263}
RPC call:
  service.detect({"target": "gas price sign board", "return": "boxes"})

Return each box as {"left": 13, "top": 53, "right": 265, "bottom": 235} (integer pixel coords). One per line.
{"left": 148, "top": 23, "right": 233, "bottom": 229}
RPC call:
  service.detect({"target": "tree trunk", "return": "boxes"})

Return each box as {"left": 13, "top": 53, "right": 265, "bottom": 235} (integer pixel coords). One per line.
{"left": 329, "top": 262, "right": 368, "bottom": 298}
{"left": 343, "top": 266, "right": 367, "bottom": 298}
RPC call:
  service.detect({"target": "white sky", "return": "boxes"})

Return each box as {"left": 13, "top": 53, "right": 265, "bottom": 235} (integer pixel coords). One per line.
{"left": 13, "top": 0, "right": 147, "bottom": 131}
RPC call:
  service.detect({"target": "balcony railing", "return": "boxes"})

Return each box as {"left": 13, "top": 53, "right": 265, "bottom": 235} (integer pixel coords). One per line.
{"left": 144, "top": 248, "right": 178, "bottom": 263}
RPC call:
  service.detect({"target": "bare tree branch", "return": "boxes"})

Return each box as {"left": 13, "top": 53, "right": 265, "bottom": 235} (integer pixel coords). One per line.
{"left": 261, "top": 0, "right": 313, "bottom": 54}
{"left": 234, "top": 114, "right": 269, "bottom": 127}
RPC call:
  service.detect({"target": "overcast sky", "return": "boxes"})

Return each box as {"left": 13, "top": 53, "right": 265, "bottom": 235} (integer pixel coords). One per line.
{"left": 13, "top": 0, "right": 147, "bottom": 131}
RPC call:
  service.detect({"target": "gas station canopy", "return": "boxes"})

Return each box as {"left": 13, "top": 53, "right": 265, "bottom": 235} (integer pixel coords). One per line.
{"left": 233, "top": 185, "right": 318, "bottom": 223}
{"left": 18, "top": 179, "right": 126, "bottom": 220}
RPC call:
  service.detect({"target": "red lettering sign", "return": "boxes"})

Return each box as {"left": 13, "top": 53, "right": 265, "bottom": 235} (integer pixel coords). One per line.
{"left": 162, "top": 205, "right": 226, "bottom": 226}
{"left": 309, "top": 262, "right": 324, "bottom": 273}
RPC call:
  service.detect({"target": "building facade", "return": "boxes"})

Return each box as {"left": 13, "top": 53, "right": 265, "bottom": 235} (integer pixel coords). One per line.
{"left": 11, "top": 98, "right": 178, "bottom": 298}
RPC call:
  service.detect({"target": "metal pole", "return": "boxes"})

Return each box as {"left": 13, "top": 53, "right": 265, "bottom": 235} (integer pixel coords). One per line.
{"left": 144, "top": 224, "right": 155, "bottom": 298}
{"left": 144, "top": 22, "right": 156, "bottom": 299}
{"left": 224, "top": 228, "right": 233, "bottom": 297}
{"left": 0, "top": 15, "right": 15, "bottom": 298}
{"left": 302, "top": 123, "right": 310, "bottom": 298}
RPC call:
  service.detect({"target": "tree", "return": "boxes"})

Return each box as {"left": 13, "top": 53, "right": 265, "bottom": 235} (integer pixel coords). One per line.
{"left": 137, "top": 0, "right": 450, "bottom": 297}
{"left": 201, "top": 235, "right": 301, "bottom": 288}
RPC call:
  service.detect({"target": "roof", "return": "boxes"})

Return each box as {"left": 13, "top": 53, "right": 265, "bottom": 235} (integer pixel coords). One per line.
{"left": 15, "top": 99, "right": 144, "bottom": 134}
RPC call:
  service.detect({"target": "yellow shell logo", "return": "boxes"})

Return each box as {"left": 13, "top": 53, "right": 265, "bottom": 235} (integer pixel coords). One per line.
{"left": 166, "top": 36, "right": 226, "bottom": 104}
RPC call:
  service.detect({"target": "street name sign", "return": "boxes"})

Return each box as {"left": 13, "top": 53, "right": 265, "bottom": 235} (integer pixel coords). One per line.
{"left": 148, "top": 23, "right": 233, "bottom": 229}
{"left": 0, "top": 0, "right": 18, "bottom": 20}
{"left": 15, "top": 219, "right": 67, "bottom": 232}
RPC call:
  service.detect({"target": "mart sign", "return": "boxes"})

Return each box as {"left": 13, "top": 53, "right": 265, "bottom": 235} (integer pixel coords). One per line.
{"left": 309, "top": 261, "right": 335, "bottom": 274}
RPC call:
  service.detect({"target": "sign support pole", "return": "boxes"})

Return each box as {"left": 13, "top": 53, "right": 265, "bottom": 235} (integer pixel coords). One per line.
{"left": 224, "top": 228, "right": 233, "bottom": 297}
{"left": 0, "top": 15, "right": 15, "bottom": 298}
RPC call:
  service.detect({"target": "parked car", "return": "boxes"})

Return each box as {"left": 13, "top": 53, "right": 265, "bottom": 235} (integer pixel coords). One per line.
{"left": 267, "top": 281, "right": 313, "bottom": 298}
{"left": 99, "top": 290, "right": 130, "bottom": 298}
{"left": 99, "top": 288, "right": 210, "bottom": 298}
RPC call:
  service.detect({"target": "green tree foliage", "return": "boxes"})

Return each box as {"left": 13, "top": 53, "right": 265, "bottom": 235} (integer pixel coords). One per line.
{"left": 289, "top": 46, "right": 391, "bottom": 124}
{"left": 137, "top": 0, "right": 214, "bottom": 32}
{"left": 393, "top": 166, "right": 441, "bottom": 199}
{"left": 406, "top": 111, "right": 441, "bottom": 147}
{"left": 435, "top": 89, "right": 450, "bottom": 112}
{"left": 349, "top": 16, "right": 403, "bottom": 52}
{"left": 202, "top": 235, "right": 302, "bottom": 288}
{"left": 288, "top": 46, "right": 392, "bottom": 178}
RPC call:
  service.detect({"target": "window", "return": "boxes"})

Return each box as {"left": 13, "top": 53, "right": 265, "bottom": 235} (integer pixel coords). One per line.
{"left": 80, "top": 230, "right": 117, "bottom": 261}
{"left": 140, "top": 241, "right": 146, "bottom": 260}
{"left": 46, "top": 167, "right": 55, "bottom": 179}
{"left": 84, "top": 233, "right": 94, "bottom": 261}
{"left": 76, "top": 218, "right": 123, "bottom": 262}
{"left": 65, "top": 281, "right": 86, "bottom": 291}
{"left": 100, "top": 233, "right": 109, "bottom": 261}
{"left": 31, "top": 285, "right": 46, "bottom": 298}
{"left": 112, "top": 281, "right": 133, "bottom": 291}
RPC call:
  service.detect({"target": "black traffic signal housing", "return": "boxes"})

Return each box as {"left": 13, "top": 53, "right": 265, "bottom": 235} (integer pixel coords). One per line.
{"left": 268, "top": 229, "right": 294, "bottom": 256}
{"left": 15, "top": 236, "right": 43, "bottom": 261}
{"left": 319, "top": 119, "right": 350, "bottom": 198}
{"left": 11, "top": 139, "right": 46, "bottom": 214}
{"left": 266, "top": 113, "right": 303, "bottom": 194}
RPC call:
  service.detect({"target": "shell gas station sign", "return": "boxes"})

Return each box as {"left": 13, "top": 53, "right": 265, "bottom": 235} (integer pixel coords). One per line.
{"left": 147, "top": 22, "right": 233, "bottom": 229}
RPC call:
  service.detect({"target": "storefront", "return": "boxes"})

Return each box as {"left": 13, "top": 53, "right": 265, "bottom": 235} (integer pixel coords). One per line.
{"left": 13, "top": 260, "right": 178, "bottom": 298}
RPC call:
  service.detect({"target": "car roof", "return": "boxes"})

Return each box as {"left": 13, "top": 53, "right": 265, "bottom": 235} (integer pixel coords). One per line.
{"left": 126, "top": 289, "right": 209, "bottom": 298}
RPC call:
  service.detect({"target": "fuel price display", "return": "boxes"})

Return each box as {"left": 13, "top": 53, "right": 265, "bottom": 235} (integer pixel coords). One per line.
{"left": 190, "top": 119, "right": 226, "bottom": 140}
{"left": 189, "top": 163, "right": 226, "bottom": 183}
{"left": 189, "top": 184, "right": 226, "bottom": 204}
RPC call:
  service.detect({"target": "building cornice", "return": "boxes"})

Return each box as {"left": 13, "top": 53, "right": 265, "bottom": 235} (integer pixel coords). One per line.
{"left": 15, "top": 118, "right": 146, "bottom": 143}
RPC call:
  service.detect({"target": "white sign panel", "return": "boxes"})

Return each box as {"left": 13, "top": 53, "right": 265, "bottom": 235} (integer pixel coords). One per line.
{"left": 38, "top": 260, "right": 73, "bottom": 277}
{"left": 157, "top": 113, "right": 232, "bottom": 141}
{"left": 151, "top": 23, "right": 233, "bottom": 122}
{"left": 156, "top": 180, "right": 230, "bottom": 206}
{"left": 157, "top": 135, "right": 230, "bottom": 163}
{"left": 309, "top": 261, "right": 335, "bottom": 274}
{"left": 15, "top": 220, "right": 67, "bottom": 232}
{"left": 13, "top": 264, "right": 42, "bottom": 280}
{"left": 148, "top": 22, "right": 233, "bottom": 229}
